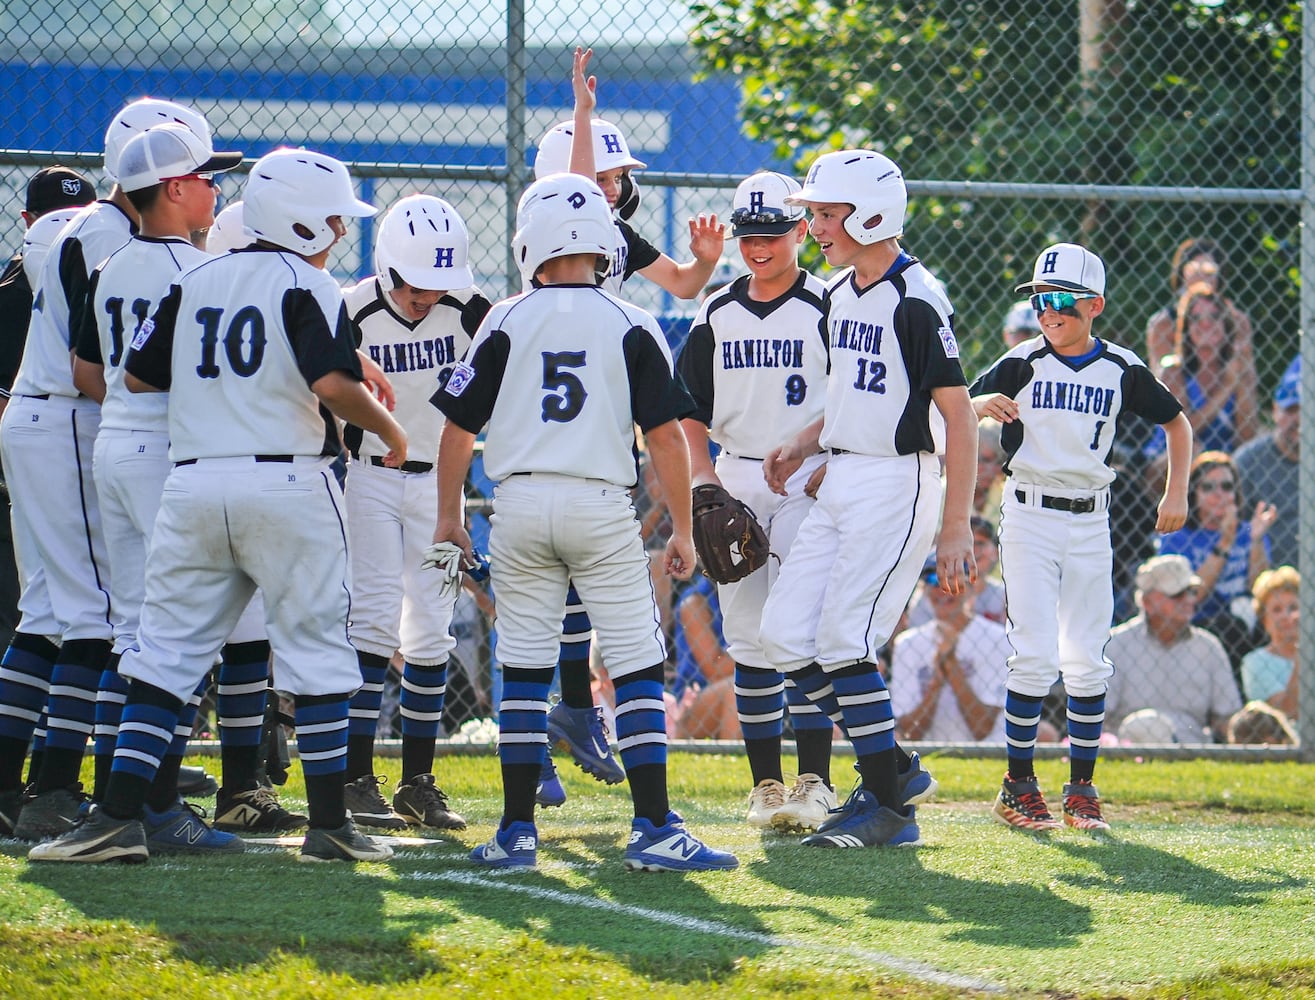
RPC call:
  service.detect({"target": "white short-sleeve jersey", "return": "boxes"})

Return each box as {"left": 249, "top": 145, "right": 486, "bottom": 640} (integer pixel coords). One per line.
{"left": 342, "top": 277, "right": 488, "bottom": 464}
{"left": 124, "top": 246, "right": 364, "bottom": 462}
{"left": 676, "top": 271, "right": 828, "bottom": 459}
{"left": 433, "top": 282, "right": 692, "bottom": 487}
{"left": 817, "top": 255, "right": 967, "bottom": 457}
{"left": 969, "top": 336, "right": 1182, "bottom": 490}
{"left": 13, "top": 201, "right": 135, "bottom": 398}
{"left": 75, "top": 236, "right": 211, "bottom": 432}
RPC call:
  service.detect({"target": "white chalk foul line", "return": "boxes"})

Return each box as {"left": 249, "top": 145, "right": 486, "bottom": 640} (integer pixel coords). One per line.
{"left": 403, "top": 869, "right": 1003, "bottom": 993}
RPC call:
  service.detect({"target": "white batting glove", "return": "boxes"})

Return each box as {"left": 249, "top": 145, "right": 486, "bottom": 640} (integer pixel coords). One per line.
{"left": 421, "top": 541, "right": 466, "bottom": 598}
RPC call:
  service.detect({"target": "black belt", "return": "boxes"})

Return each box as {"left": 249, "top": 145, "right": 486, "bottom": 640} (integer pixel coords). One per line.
{"left": 831, "top": 447, "right": 853, "bottom": 455}
{"left": 1016, "top": 489, "right": 1097, "bottom": 514}
{"left": 20, "top": 394, "right": 50, "bottom": 400}
{"left": 368, "top": 455, "right": 433, "bottom": 474}
{"left": 176, "top": 455, "right": 295, "bottom": 468}
{"left": 723, "top": 452, "right": 765, "bottom": 463}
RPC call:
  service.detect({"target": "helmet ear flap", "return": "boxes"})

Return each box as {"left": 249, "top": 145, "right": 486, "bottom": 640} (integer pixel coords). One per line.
{"left": 388, "top": 266, "right": 406, "bottom": 290}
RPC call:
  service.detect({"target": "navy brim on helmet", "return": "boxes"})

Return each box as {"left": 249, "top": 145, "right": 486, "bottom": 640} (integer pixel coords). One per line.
{"left": 731, "top": 217, "right": 800, "bottom": 238}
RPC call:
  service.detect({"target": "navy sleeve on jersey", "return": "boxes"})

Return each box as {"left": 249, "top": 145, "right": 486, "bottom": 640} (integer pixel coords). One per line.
{"left": 970, "top": 355, "right": 1034, "bottom": 399}
{"left": 58, "top": 238, "right": 91, "bottom": 350}
{"left": 458, "top": 293, "right": 492, "bottom": 336}
{"left": 283, "top": 288, "right": 364, "bottom": 388}
{"left": 0, "top": 257, "right": 32, "bottom": 391}
{"left": 674, "top": 320, "right": 715, "bottom": 425}
{"left": 617, "top": 220, "right": 661, "bottom": 280}
{"left": 431, "top": 329, "right": 510, "bottom": 434}
{"left": 1121, "top": 364, "right": 1183, "bottom": 425}
{"left": 624, "top": 326, "right": 695, "bottom": 432}
{"left": 123, "top": 284, "right": 180, "bottom": 391}
{"left": 73, "top": 269, "right": 103, "bottom": 365}
{"left": 894, "top": 297, "right": 968, "bottom": 392}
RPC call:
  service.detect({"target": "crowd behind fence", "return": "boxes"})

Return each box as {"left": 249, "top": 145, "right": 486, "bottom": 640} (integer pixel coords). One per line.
{"left": 0, "top": 0, "right": 1310, "bottom": 756}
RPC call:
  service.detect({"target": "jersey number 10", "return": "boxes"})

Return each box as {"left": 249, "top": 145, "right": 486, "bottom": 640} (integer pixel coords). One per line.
{"left": 195, "top": 306, "right": 268, "bottom": 379}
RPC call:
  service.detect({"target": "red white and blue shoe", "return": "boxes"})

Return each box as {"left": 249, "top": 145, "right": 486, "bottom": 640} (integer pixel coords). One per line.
{"left": 623, "top": 811, "right": 739, "bottom": 872}
{"left": 547, "top": 703, "right": 625, "bottom": 784}
{"left": 802, "top": 788, "right": 921, "bottom": 848}
{"left": 470, "top": 820, "right": 538, "bottom": 869}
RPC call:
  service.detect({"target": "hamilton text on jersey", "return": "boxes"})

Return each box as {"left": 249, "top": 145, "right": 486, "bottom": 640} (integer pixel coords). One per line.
{"left": 830, "top": 318, "right": 882, "bottom": 353}
{"left": 365, "top": 334, "right": 459, "bottom": 374}
{"left": 1031, "top": 380, "right": 1116, "bottom": 417}
{"left": 721, "top": 338, "right": 806, "bottom": 370}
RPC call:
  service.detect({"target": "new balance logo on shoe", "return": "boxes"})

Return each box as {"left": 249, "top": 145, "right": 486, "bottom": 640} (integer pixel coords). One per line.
{"left": 644, "top": 834, "right": 704, "bottom": 862}
{"left": 511, "top": 836, "right": 536, "bottom": 852}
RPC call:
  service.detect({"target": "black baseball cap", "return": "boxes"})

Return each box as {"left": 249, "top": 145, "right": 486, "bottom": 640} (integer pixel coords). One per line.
{"left": 26, "top": 166, "right": 97, "bottom": 217}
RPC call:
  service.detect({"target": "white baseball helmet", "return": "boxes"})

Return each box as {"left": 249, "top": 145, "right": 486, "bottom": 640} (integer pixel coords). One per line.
{"left": 103, "top": 98, "right": 214, "bottom": 182}
{"left": 21, "top": 208, "right": 83, "bottom": 285}
{"left": 205, "top": 201, "right": 249, "bottom": 254}
{"left": 375, "top": 194, "right": 474, "bottom": 291}
{"left": 512, "top": 174, "right": 615, "bottom": 283}
{"left": 533, "top": 118, "right": 647, "bottom": 179}
{"left": 787, "top": 149, "right": 907, "bottom": 244}
{"left": 242, "top": 148, "right": 376, "bottom": 256}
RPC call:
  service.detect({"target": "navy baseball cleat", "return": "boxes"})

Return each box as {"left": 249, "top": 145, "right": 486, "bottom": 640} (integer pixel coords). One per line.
{"left": 536, "top": 754, "right": 566, "bottom": 807}
{"left": 470, "top": 820, "right": 538, "bottom": 869}
{"left": 143, "top": 799, "right": 245, "bottom": 854}
{"left": 547, "top": 702, "right": 625, "bottom": 784}
{"left": 802, "top": 789, "right": 921, "bottom": 848}
{"left": 623, "top": 811, "right": 739, "bottom": 872}
{"left": 898, "top": 752, "right": 939, "bottom": 806}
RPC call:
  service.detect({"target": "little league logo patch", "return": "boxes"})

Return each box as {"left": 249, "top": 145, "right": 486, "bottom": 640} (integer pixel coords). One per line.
{"left": 443, "top": 361, "right": 476, "bottom": 396}
{"left": 130, "top": 318, "right": 155, "bottom": 351}
{"left": 938, "top": 325, "right": 960, "bottom": 358}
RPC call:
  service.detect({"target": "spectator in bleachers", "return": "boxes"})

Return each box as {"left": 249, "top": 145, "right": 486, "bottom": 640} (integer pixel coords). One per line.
{"left": 1145, "top": 237, "right": 1255, "bottom": 381}
{"left": 1227, "top": 700, "right": 1297, "bottom": 746}
{"left": 1105, "top": 555, "right": 1243, "bottom": 743}
{"left": 974, "top": 418, "right": 1006, "bottom": 525}
{"left": 1240, "top": 565, "right": 1299, "bottom": 723}
{"left": 890, "top": 564, "right": 1009, "bottom": 742}
{"left": 906, "top": 517, "right": 1005, "bottom": 628}
{"left": 1234, "top": 358, "right": 1300, "bottom": 568}
{"left": 1001, "top": 299, "right": 1041, "bottom": 350}
{"left": 668, "top": 574, "right": 739, "bottom": 740}
{"left": 1157, "top": 450, "right": 1275, "bottom": 670}
{"left": 1151, "top": 283, "right": 1260, "bottom": 457}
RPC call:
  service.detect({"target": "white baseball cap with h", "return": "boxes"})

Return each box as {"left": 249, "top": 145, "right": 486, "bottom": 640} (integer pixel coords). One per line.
{"left": 115, "top": 123, "right": 243, "bottom": 194}
{"left": 1015, "top": 242, "right": 1106, "bottom": 296}
{"left": 730, "top": 171, "right": 805, "bottom": 237}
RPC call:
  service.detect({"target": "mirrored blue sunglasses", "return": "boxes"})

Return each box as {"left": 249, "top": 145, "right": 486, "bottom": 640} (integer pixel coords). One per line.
{"left": 1030, "top": 291, "right": 1098, "bottom": 317}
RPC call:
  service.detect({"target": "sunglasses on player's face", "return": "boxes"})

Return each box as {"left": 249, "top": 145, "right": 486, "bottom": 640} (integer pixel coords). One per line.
{"left": 1030, "top": 291, "right": 1098, "bottom": 317}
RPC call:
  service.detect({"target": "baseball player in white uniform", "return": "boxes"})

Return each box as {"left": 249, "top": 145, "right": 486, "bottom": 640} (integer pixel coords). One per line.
{"left": 676, "top": 170, "right": 840, "bottom": 831}
{"left": 431, "top": 174, "right": 736, "bottom": 872}
{"left": 339, "top": 193, "right": 486, "bottom": 832}
{"left": 31, "top": 147, "right": 405, "bottom": 864}
{"left": 0, "top": 98, "right": 225, "bottom": 843}
{"left": 70, "top": 124, "right": 304, "bottom": 840}
{"left": 972, "top": 242, "right": 1190, "bottom": 831}
{"left": 758, "top": 150, "right": 979, "bottom": 849}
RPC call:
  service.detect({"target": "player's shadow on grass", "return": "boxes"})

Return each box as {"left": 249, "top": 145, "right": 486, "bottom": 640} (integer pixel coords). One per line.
{"left": 21, "top": 846, "right": 423, "bottom": 980}
{"left": 1047, "top": 834, "right": 1307, "bottom": 906}
{"left": 386, "top": 829, "right": 777, "bottom": 984}
{"left": 755, "top": 838, "right": 1094, "bottom": 949}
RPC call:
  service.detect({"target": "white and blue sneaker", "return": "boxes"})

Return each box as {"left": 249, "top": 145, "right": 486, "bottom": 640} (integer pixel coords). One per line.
{"left": 623, "top": 811, "right": 739, "bottom": 872}
{"left": 470, "top": 820, "right": 538, "bottom": 869}
{"left": 802, "top": 789, "right": 921, "bottom": 848}
{"left": 547, "top": 702, "right": 626, "bottom": 784}
{"left": 536, "top": 754, "right": 566, "bottom": 808}
{"left": 142, "top": 799, "right": 246, "bottom": 854}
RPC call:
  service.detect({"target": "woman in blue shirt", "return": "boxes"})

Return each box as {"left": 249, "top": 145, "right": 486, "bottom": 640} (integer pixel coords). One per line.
{"left": 1158, "top": 451, "right": 1276, "bottom": 671}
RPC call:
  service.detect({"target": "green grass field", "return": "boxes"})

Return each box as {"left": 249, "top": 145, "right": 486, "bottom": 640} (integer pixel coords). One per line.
{"left": 2, "top": 754, "right": 1314, "bottom": 999}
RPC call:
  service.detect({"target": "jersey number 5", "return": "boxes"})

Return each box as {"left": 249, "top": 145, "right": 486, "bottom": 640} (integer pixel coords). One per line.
{"left": 541, "top": 350, "right": 587, "bottom": 423}
{"left": 195, "top": 306, "right": 267, "bottom": 379}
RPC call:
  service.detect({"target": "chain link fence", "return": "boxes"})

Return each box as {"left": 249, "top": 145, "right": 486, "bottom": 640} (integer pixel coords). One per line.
{"left": 0, "top": 0, "right": 1309, "bottom": 757}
